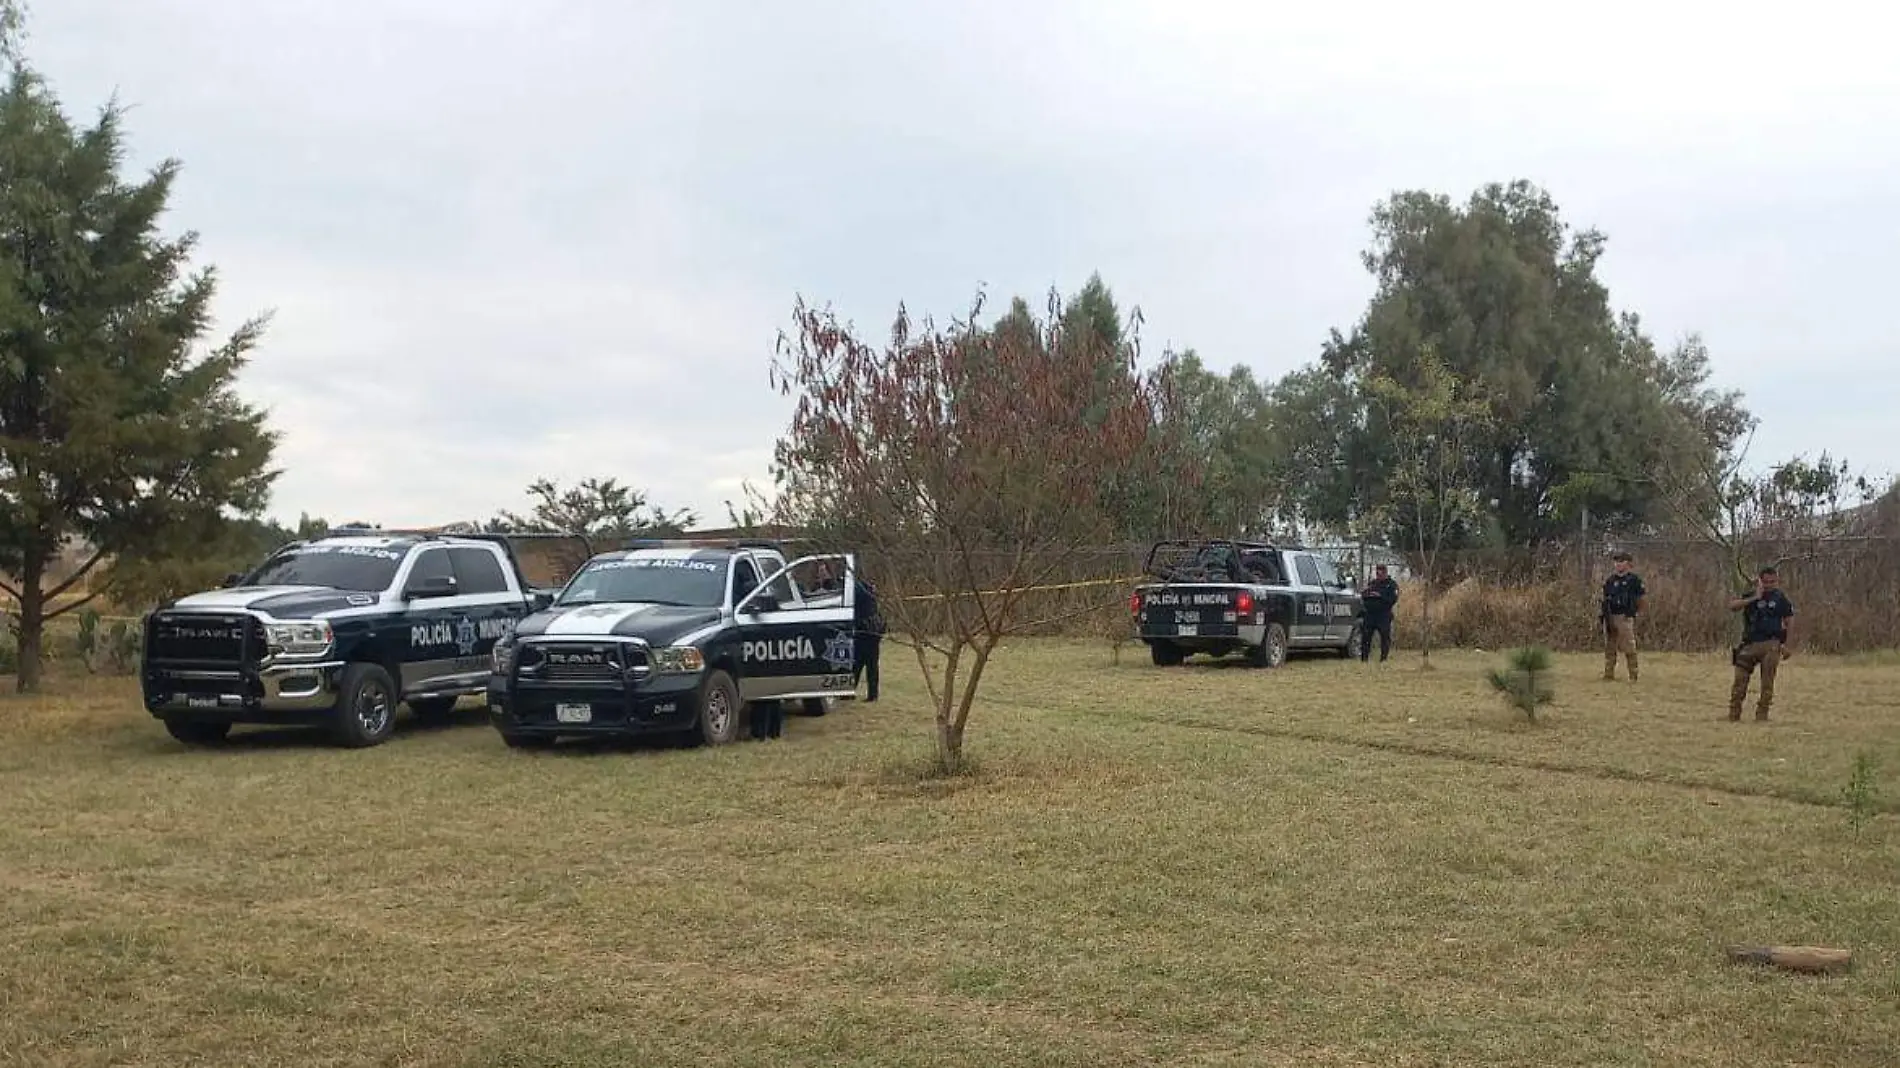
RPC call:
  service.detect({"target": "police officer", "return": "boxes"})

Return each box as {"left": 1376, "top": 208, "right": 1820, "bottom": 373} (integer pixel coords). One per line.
{"left": 749, "top": 697, "right": 785, "bottom": 741}
{"left": 1600, "top": 550, "right": 1646, "bottom": 681}
{"left": 1358, "top": 563, "right": 1398, "bottom": 662}
{"left": 1727, "top": 565, "right": 1795, "bottom": 722}
{"left": 853, "top": 573, "right": 884, "bottom": 702}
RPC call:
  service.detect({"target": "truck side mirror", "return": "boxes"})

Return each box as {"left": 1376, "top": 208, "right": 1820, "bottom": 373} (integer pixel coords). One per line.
{"left": 221, "top": 572, "right": 243, "bottom": 588}
{"left": 406, "top": 574, "right": 458, "bottom": 600}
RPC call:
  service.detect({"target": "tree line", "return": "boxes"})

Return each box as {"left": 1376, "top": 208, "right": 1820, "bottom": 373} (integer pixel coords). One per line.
{"left": 762, "top": 188, "right": 1889, "bottom": 769}
{"left": 2, "top": 0, "right": 1884, "bottom": 741}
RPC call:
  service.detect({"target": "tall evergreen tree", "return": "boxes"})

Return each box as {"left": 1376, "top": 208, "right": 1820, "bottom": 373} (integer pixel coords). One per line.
{"left": 0, "top": 65, "right": 278, "bottom": 691}
{"left": 1316, "top": 180, "right": 1750, "bottom": 546}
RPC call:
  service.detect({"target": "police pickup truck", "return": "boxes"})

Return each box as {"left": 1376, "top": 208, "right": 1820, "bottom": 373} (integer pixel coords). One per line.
{"left": 140, "top": 529, "right": 574, "bottom": 748}
{"left": 1130, "top": 539, "right": 1363, "bottom": 667}
{"left": 485, "top": 540, "right": 860, "bottom": 748}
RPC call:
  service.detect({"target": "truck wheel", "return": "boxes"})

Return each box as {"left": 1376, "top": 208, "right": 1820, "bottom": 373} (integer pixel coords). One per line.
{"left": 1338, "top": 626, "right": 1362, "bottom": 659}
{"left": 797, "top": 697, "right": 829, "bottom": 717}
{"left": 695, "top": 670, "right": 741, "bottom": 745}
{"left": 1249, "top": 624, "right": 1288, "bottom": 669}
{"left": 1150, "top": 642, "right": 1184, "bottom": 667}
{"left": 163, "top": 717, "right": 231, "bottom": 746}
{"left": 330, "top": 663, "right": 399, "bottom": 748}
{"left": 408, "top": 696, "right": 460, "bottom": 722}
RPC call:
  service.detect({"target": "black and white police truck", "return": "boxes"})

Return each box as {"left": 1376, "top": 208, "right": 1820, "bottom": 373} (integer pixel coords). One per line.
{"left": 1130, "top": 539, "right": 1364, "bottom": 667}
{"left": 140, "top": 528, "right": 577, "bottom": 748}
{"left": 485, "top": 540, "right": 860, "bottom": 748}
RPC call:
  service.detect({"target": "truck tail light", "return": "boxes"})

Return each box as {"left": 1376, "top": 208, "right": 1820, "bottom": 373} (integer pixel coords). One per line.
{"left": 1235, "top": 592, "right": 1254, "bottom": 616}
{"left": 1129, "top": 593, "right": 1142, "bottom": 616}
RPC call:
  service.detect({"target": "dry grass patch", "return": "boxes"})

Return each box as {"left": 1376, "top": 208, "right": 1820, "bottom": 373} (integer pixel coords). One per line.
{"left": 2, "top": 643, "right": 1898, "bottom": 1066}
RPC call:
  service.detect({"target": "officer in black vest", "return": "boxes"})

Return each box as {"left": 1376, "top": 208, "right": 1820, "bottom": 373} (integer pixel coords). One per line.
{"left": 1727, "top": 565, "right": 1795, "bottom": 721}
{"left": 1358, "top": 563, "right": 1399, "bottom": 662}
{"left": 853, "top": 573, "right": 884, "bottom": 702}
{"left": 1600, "top": 550, "right": 1646, "bottom": 681}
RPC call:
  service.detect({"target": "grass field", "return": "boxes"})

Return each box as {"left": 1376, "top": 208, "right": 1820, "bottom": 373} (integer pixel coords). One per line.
{"left": 4, "top": 640, "right": 1899, "bottom": 1066}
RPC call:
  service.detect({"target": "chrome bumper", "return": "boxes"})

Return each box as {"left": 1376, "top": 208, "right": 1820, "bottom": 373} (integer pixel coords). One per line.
{"left": 145, "top": 659, "right": 346, "bottom": 716}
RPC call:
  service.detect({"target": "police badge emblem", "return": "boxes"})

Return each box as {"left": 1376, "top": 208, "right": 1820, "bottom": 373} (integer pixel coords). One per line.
{"left": 822, "top": 631, "right": 855, "bottom": 671}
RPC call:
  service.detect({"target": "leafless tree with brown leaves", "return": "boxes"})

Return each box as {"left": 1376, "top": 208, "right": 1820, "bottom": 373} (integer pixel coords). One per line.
{"left": 1649, "top": 429, "right": 1884, "bottom": 589}
{"left": 768, "top": 288, "right": 1182, "bottom": 772}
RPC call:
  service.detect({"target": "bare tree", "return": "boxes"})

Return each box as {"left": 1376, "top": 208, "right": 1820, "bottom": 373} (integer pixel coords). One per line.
{"left": 1651, "top": 431, "right": 1882, "bottom": 589}
{"left": 1362, "top": 349, "right": 1493, "bottom": 669}
{"left": 769, "top": 288, "right": 1181, "bottom": 771}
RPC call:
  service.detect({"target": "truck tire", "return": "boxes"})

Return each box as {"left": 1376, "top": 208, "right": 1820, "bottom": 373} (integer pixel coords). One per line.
{"left": 330, "top": 663, "right": 399, "bottom": 748}
{"left": 695, "top": 670, "right": 741, "bottom": 745}
{"left": 1338, "top": 626, "right": 1362, "bottom": 659}
{"left": 1151, "top": 642, "right": 1184, "bottom": 667}
{"left": 163, "top": 717, "right": 231, "bottom": 746}
{"left": 1249, "top": 624, "right": 1288, "bottom": 669}
{"left": 797, "top": 697, "right": 829, "bottom": 717}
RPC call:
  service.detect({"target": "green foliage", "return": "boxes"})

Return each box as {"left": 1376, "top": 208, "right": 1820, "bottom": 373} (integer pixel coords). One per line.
{"left": 74, "top": 606, "right": 96, "bottom": 660}
{"left": 1362, "top": 350, "right": 1492, "bottom": 661}
{"left": 0, "top": 1, "right": 24, "bottom": 66}
{"left": 1301, "top": 181, "right": 1751, "bottom": 545}
{"left": 1486, "top": 645, "right": 1557, "bottom": 721}
{"left": 100, "top": 512, "right": 326, "bottom": 611}
{"left": 0, "top": 64, "right": 277, "bottom": 689}
{"left": 490, "top": 476, "right": 694, "bottom": 541}
{"left": 1842, "top": 751, "right": 1879, "bottom": 836}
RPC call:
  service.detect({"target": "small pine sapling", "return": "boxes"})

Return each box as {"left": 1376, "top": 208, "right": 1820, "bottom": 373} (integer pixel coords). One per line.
{"left": 1486, "top": 645, "right": 1556, "bottom": 722}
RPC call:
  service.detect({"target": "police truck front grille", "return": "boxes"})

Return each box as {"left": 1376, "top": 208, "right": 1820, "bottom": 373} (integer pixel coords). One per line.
{"left": 148, "top": 613, "right": 252, "bottom": 663}
{"left": 536, "top": 643, "right": 625, "bottom": 681}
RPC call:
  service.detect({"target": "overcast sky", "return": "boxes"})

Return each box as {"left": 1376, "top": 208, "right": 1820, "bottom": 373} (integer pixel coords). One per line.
{"left": 30, "top": 0, "right": 1900, "bottom": 530}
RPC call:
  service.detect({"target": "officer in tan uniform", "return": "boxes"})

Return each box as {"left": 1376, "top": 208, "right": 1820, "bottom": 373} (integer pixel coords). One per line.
{"left": 1600, "top": 551, "right": 1646, "bottom": 681}
{"left": 1726, "top": 565, "right": 1795, "bottom": 721}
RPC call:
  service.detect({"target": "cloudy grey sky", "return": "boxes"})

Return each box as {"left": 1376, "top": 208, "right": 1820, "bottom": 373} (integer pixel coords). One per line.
{"left": 31, "top": 0, "right": 1899, "bottom": 529}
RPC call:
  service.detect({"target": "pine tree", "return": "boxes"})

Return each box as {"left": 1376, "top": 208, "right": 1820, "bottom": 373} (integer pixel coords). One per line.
{"left": 0, "top": 64, "right": 278, "bottom": 691}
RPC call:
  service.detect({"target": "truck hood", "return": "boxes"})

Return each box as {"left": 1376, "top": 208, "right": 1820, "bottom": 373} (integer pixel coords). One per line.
{"left": 514, "top": 602, "right": 723, "bottom": 646}
{"left": 162, "top": 585, "right": 381, "bottom": 619}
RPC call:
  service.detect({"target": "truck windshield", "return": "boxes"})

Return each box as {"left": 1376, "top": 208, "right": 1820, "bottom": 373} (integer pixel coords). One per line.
{"left": 557, "top": 556, "right": 726, "bottom": 608}
{"left": 243, "top": 546, "right": 404, "bottom": 592}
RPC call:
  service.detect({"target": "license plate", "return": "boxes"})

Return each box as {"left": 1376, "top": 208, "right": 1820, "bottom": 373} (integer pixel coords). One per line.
{"left": 1177, "top": 624, "right": 1198, "bottom": 637}
{"left": 555, "top": 703, "right": 592, "bottom": 724}
{"left": 186, "top": 695, "right": 218, "bottom": 709}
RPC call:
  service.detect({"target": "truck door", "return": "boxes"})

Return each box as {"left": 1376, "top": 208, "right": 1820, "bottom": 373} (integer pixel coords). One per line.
{"left": 1290, "top": 553, "right": 1330, "bottom": 645}
{"left": 1309, "top": 553, "right": 1358, "bottom": 642}
{"left": 447, "top": 546, "right": 526, "bottom": 677}
{"left": 732, "top": 553, "right": 860, "bottom": 702}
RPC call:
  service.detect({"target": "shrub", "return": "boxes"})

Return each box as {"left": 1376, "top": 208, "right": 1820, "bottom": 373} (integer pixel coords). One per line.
{"left": 1486, "top": 645, "right": 1557, "bottom": 722}
{"left": 85, "top": 619, "right": 142, "bottom": 675}
{"left": 76, "top": 608, "right": 100, "bottom": 662}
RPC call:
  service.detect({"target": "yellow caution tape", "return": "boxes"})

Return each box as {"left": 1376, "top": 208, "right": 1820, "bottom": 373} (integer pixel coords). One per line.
{"left": 896, "top": 575, "right": 1144, "bottom": 602}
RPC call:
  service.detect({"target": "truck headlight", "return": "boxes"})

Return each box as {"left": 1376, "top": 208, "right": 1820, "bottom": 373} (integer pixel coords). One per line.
{"left": 650, "top": 646, "right": 704, "bottom": 674}
{"left": 493, "top": 637, "right": 517, "bottom": 673}
{"left": 265, "top": 620, "right": 333, "bottom": 657}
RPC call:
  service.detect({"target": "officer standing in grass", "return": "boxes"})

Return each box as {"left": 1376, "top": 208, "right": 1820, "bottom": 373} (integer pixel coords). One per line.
{"left": 852, "top": 572, "right": 884, "bottom": 703}
{"left": 1358, "top": 563, "right": 1399, "bottom": 662}
{"left": 1727, "top": 565, "right": 1795, "bottom": 722}
{"left": 750, "top": 699, "right": 785, "bottom": 741}
{"left": 1600, "top": 550, "right": 1647, "bottom": 681}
